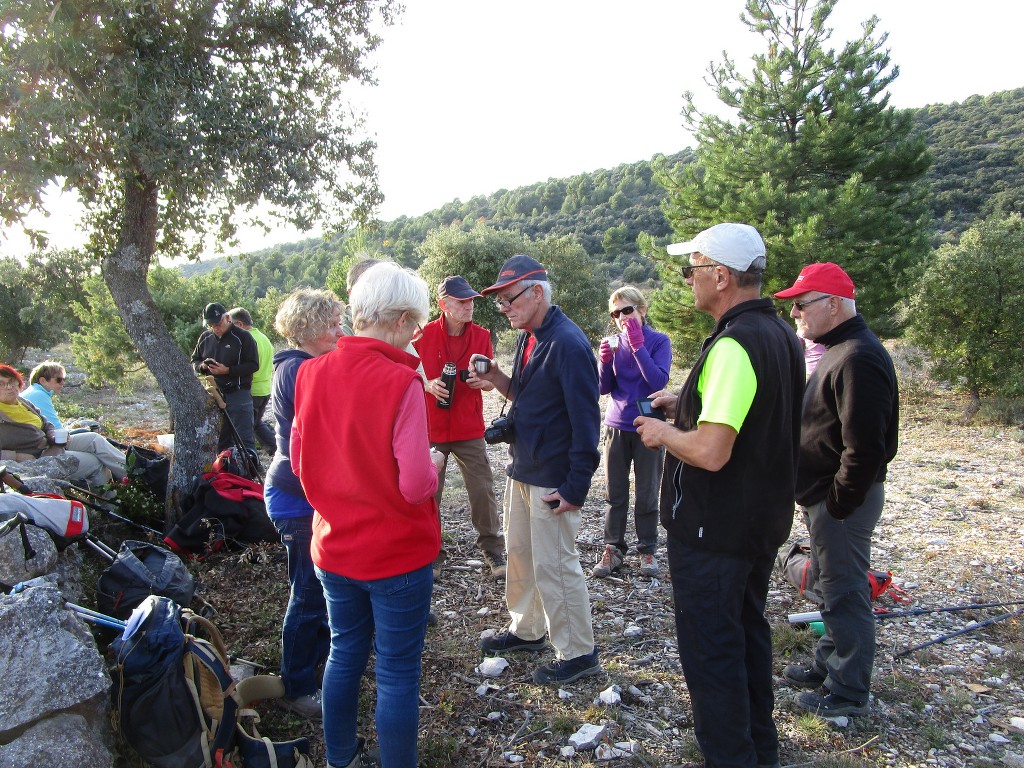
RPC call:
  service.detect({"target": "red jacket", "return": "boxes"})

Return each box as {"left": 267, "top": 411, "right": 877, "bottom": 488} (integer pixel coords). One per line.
{"left": 413, "top": 317, "right": 494, "bottom": 443}
{"left": 292, "top": 336, "right": 440, "bottom": 580}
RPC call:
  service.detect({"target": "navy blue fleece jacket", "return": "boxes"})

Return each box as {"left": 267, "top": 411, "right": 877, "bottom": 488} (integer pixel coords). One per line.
{"left": 507, "top": 305, "right": 601, "bottom": 507}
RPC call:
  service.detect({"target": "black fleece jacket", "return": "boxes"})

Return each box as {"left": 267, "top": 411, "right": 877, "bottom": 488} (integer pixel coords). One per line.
{"left": 796, "top": 314, "right": 898, "bottom": 519}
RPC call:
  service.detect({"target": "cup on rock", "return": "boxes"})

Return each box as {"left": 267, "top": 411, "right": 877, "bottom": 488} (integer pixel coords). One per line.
{"left": 53, "top": 428, "right": 69, "bottom": 446}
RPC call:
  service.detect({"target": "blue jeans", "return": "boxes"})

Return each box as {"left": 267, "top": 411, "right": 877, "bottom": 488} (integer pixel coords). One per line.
{"left": 317, "top": 563, "right": 433, "bottom": 768}
{"left": 268, "top": 490, "right": 330, "bottom": 698}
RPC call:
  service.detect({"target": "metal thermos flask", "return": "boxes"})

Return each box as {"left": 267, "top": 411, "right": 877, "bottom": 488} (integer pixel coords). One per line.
{"left": 438, "top": 362, "right": 457, "bottom": 409}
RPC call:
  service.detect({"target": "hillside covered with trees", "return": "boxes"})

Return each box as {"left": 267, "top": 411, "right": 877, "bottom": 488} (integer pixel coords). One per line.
{"left": 182, "top": 87, "right": 1023, "bottom": 300}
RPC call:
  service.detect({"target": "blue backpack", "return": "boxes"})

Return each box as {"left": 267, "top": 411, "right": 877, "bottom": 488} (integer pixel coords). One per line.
{"left": 110, "top": 595, "right": 311, "bottom": 768}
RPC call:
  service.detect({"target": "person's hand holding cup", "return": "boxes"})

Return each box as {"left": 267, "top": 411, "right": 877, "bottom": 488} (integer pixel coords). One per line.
{"left": 52, "top": 428, "right": 69, "bottom": 446}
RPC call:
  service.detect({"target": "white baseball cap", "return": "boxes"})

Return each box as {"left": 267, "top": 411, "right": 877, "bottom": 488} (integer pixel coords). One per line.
{"left": 666, "top": 223, "right": 766, "bottom": 271}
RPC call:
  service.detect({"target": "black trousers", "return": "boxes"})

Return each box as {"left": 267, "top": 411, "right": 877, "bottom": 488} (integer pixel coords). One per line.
{"left": 668, "top": 536, "right": 778, "bottom": 768}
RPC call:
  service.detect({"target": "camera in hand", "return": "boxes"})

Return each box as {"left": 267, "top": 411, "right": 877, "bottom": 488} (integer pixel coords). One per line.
{"left": 437, "top": 362, "right": 457, "bottom": 409}
{"left": 484, "top": 414, "right": 514, "bottom": 445}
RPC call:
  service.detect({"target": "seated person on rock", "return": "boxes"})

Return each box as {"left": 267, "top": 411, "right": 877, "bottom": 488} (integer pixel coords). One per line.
{"left": 1, "top": 364, "right": 125, "bottom": 487}
{"left": 20, "top": 361, "right": 127, "bottom": 479}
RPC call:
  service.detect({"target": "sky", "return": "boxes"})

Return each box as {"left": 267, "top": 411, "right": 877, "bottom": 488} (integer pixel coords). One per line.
{"left": 8, "top": 0, "right": 1024, "bottom": 256}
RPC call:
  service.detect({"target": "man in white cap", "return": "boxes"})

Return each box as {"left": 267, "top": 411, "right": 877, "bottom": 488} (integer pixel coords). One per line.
{"left": 635, "top": 223, "right": 804, "bottom": 768}
{"left": 774, "top": 262, "right": 898, "bottom": 718}
{"left": 414, "top": 276, "right": 506, "bottom": 579}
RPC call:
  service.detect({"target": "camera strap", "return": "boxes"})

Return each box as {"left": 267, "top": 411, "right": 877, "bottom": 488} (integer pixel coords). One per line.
{"left": 496, "top": 332, "right": 528, "bottom": 421}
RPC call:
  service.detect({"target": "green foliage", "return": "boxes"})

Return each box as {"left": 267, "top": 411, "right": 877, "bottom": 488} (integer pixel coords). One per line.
{"left": 904, "top": 214, "right": 1024, "bottom": 401}
{"left": 70, "top": 266, "right": 251, "bottom": 388}
{"left": 914, "top": 88, "right": 1024, "bottom": 241}
{"left": 0, "top": 249, "right": 95, "bottom": 363}
{"left": 656, "top": 0, "right": 932, "bottom": 339}
{"left": 416, "top": 224, "right": 609, "bottom": 342}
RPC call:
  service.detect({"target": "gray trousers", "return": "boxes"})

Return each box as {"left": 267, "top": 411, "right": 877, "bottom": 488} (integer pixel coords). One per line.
{"left": 220, "top": 388, "right": 255, "bottom": 453}
{"left": 802, "top": 481, "right": 884, "bottom": 705}
{"left": 432, "top": 437, "right": 503, "bottom": 554}
{"left": 602, "top": 426, "right": 663, "bottom": 555}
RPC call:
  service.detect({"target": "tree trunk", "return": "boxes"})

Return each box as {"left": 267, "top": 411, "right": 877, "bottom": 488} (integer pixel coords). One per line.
{"left": 101, "top": 170, "right": 220, "bottom": 528}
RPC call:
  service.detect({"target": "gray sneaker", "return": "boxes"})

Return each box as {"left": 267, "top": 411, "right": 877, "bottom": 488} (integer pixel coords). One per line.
{"left": 276, "top": 688, "right": 323, "bottom": 719}
{"left": 639, "top": 553, "right": 660, "bottom": 577}
{"left": 592, "top": 545, "right": 623, "bottom": 578}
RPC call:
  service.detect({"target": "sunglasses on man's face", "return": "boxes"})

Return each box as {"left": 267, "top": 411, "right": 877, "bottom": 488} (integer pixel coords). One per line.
{"left": 609, "top": 305, "right": 638, "bottom": 319}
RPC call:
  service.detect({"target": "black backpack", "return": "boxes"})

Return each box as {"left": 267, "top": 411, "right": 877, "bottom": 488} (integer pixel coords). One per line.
{"left": 96, "top": 540, "right": 196, "bottom": 619}
{"left": 110, "top": 595, "right": 312, "bottom": 768}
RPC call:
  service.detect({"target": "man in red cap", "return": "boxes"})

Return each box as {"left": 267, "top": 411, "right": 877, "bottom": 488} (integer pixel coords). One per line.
{"left": 635, "top": 223, "right": 804, "bottom": 768}
{"left": 414, "top": 276, "right": 506, "bottom": 579}
{"left": 774, "top": 262, "right": 899, "bottom": 717}
{"left": 473, "top": 254, "right": 602, "bottom": 685}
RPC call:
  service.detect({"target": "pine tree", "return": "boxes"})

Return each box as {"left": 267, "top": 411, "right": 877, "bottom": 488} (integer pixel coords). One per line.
{"left": 655, "top": 0, "right": 931, "bottom": 347}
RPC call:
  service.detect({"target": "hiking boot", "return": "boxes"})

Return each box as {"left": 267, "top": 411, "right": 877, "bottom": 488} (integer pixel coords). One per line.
{"left": 591, "top": 545, "right": 623, "bottom": 578}
{"left": 328, "top": 736, "right": 365, "bottom": 768}
{"left": 481, "top": 549, "right": 507, "bottom": 580}
{"left": 794, "top": 690, "right": 869, "bottom": 717}
{"left": 783, "top": 663, "right": 827, "bottom": 689}
{"left": 532, "top": 649, "right": 601, "bottom": 685}
{"left": 276, "top": 689, "right": 323, "bottom": 719}
{"left": 639, "top": 552, "right": 660, "bottom": 577}
{"left": 480, "top": 631, "right": 547, "bottom": 654}
{"left": 432, "top": 549, "right": 447, "bottom": 580}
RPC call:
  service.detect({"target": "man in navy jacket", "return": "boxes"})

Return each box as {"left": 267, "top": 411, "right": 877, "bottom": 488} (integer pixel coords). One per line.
{"left": 473, "top": 254, "right": 602, "bottom": 685}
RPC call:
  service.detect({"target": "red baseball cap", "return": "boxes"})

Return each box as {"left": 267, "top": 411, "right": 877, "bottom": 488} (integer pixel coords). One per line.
{"left": 774, "top": 262, "right": 856, "bottom": 299}
{"left": 481, "top": 254, "right": 548, "bottom": 295}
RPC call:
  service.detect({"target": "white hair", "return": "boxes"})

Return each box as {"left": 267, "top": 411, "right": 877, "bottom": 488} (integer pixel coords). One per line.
{"left": 518, "top": 279, "right": 551, "bottom": 303}
{"left": 351, "top": 262, "right": 430, "bottom": 331}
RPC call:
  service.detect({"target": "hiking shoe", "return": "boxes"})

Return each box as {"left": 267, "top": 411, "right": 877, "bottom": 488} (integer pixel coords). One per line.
{"left": 432, "top": 549, "right": 447, "bottom": 580}
{"left": 794, "top": 690, "right": 869, "bottom": 717}
{"left": 481, "top": 549, "right": 507, "bottom": 580}
{"left": 276, "top": 689, "right": 323, "bottom": 719}
{"left": 532, "top": 649, "right": 601, "bottom": 685}
{"left": 783, "top": 663, "right": 827, "bottom": 689}
{"left": 591, "top": 545, "right": 623, "bottom": 578}
{"left": 639, "top": 552, "right": 660, "bottom": 577}
{"left": 480, "top": 631, "right": 547, "bottom": 654}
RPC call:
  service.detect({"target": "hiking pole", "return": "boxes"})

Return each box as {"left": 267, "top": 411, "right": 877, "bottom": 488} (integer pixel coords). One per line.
{"left": 59, "top": 485, "right": 165, "bottom": 537}
{"left": 790, "top": 600, "right": 1024, "bottom": 625}
{"left": 81, "top": 533, "right": 117, "bottom": 563}
{"left": 203, "top": 378, "right": 264, "bottom": 483}
{"left": 66, "top": 602, "right": 127, "bottom": 631}
{"left": 894, "top": 605, "right": 1024, "bottom": 659}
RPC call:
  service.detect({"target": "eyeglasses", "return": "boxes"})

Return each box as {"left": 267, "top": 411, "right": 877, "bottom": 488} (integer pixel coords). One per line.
{"left": 793, "top": 295, "right": 832, "bottom": 312}
{"left": 52, "top": 377, "right": 64, "bottom": 383}
{"left": 610, "top": 305, "right": 638, "bottom": 319}
{"left": 0, "top": 380, "right": 20, "bottom": 390}
{"left": 681, "top": 263, "right": 720, "bottom": 279}
{"left": 493, "top": 286, "right": 531, "bottom": 311}
{"left": 412, "top": 322, "right": 424, "bottom": 342}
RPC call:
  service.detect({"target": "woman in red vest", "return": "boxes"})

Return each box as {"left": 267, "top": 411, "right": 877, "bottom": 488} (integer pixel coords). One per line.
{"left": 291, "top": 262, "right": 443, "bottom": 768}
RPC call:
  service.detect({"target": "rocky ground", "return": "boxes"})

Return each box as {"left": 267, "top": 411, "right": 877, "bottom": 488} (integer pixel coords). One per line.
{"left": 51, "top": 349, "right": 1024, "bottom": 768}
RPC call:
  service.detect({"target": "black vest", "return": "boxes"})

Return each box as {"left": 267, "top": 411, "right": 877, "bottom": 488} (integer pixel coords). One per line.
{"left": 659, "top": 298, "right": 804, "bottom": 559}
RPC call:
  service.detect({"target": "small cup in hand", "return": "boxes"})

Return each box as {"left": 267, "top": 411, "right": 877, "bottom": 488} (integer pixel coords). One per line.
{"left": 52, "top": 428, "right": 70, "bottom": 446}
{"left": 474, "top": 358, "right": 491, "bottom": 374}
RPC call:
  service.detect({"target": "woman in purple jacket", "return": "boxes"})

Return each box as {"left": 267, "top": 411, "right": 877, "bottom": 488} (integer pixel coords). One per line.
{"left": 594, "top": 286, "right": 672, "bottom": 578}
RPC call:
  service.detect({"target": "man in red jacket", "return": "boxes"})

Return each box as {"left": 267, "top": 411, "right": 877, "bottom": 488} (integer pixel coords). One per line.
{"left": 414, "top": 276, "right": 506, "bottom": 579}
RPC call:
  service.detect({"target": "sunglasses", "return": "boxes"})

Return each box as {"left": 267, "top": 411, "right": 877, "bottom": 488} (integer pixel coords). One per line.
{"left": 609, "top": 305, "right": 639, "bottom": 319}
{"left": 793, "top": 295, "right": 832, "bottom": 312}
{"left": 681, "top": 263, "right": 720, "bottom": 279}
